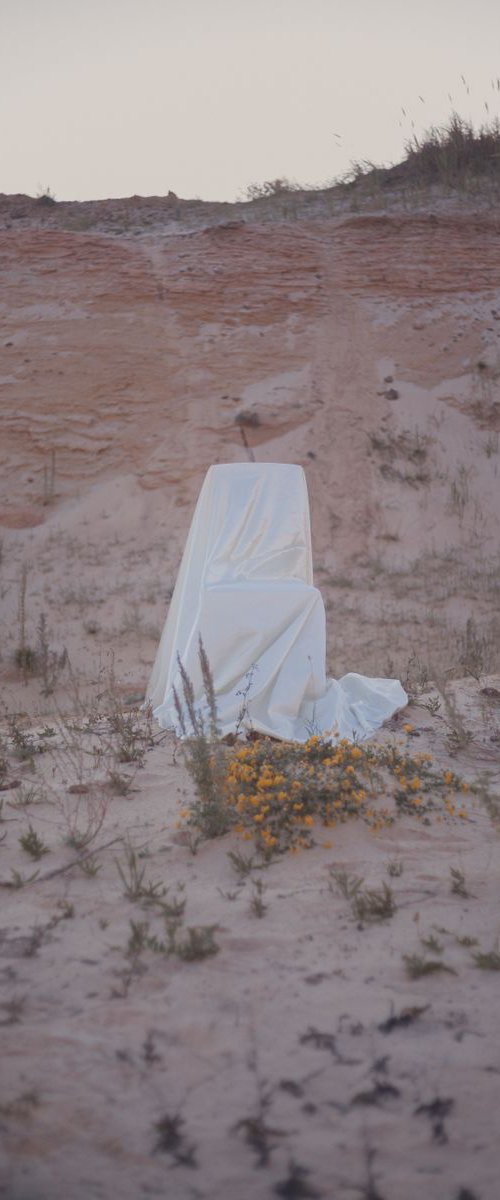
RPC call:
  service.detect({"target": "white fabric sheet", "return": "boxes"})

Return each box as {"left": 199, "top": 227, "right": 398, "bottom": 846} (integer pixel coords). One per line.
{"left": 146, "top": 463, "right": 407, "bottom": 742}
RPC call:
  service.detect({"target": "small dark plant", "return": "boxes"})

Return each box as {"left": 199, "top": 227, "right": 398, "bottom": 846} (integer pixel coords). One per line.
{"left": 19, "top": 825, "right": 49, "bottom": 860}
{"left": 450, "top": 866, "right": 475, "bottom": 899}
{"left": 228, "top": 849, "right": 257, "bottom": 878}
{"left": 330, "top": 870, "right": 395, "bottom": 923}
{"left": 249, "top": 878, "right": 267, "bottom": 918}
{"left": 36, "top": 612, "right": 67, "bottom": 696}
{"left": 173, "top": 924, "right": 220, "bottom": 961}
{"left": 153, "top": 1112, "right": 197, "bottom": 1166}
{"left": 472, "top": 947, "right": 500, "bottom": 970}
{"left": 403, "top": 954, "right": 457, "bottom": 979}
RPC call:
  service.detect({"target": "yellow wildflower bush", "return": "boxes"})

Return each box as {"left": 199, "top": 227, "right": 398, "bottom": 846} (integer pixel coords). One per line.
{"left": 184, "top": 733, "right": 469, "bottom": 856}
{"left": 176, "top": 642, "right": 468, "bottom": 856}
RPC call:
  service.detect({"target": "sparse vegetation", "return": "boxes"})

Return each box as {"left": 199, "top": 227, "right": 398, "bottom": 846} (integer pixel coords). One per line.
{"left": 227, "top": 849, "right": 258, "bottom": 878}
{"left": 403, "top": 954, "right": 457, "bottom": 979}
{"left": 7, "top": 783, "right": 46, "bottom": 810}
{"left": 447, "top": 464, "right": 471, "bottom": 522}
{"left": 15, "top": 564, "right": 36, "bottom": 675}
{"left": 173, "top": 923, "right": 220, "bottom": 961}
{"left": 368, "top": 426, "right": 430, "bottom": 487}
{"left": 342, "top": 113, "right": 500, "bottom": 192}
{"left": 115, "top": 841, "right": 167, "bottom": 902}
{"left": 174, "top": 637, "right": 233, "bottom": 839}
{"left": 125, "top": 916, "right": 219, "bottom": 962}
{"left": 19, "top": 825, "right": 49, "bottom": 861}
{"left": 330, "top": 870, "right": 396, "bottom": 923}
{"left": 458, "top": 616, "right": 488, "bottom": 682}
{"left": 152, "top": 1112, "right": 197, "bottom": 1166}
{"left": 61, "top": 790, "right": 107, "bottom": 851}
{"left": 79, "top": 854, "right": 101, "bottom": 878}
{"left": 472, "top": 947, "right": 500, "bottom": 970}
{"left": 450, "top": 866, "right": 474, "bottom": 899}
{"left": 249, "top": 877, "right": 267, "bottom": 918}
{"left": 36, "top": 185, "right": 56, "bottom": 205}
{"left": 403, "top": 652, "right": 430, "bottom": 704}
{"left": 36, "top": 612, "right": 68, "bottom": 695}
{"left": 244, "top": 177, "right": 301, "bottom": 201}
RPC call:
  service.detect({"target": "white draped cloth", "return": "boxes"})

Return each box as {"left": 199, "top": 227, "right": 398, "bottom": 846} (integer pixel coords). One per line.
{"left": 146, "top": 463, "right": 407, "bottom": 742}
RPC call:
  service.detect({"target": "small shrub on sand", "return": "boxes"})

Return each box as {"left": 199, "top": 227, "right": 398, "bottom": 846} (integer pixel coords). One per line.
{"left": 472, "top": 947, "right": 500, "bottom": 971}
{"left": 403, "top": 954, "right": 457, "bottom": 980}
{"left": 450, "top": 866, "right": 475, "bottom": 899}
{"left": 330, "top": 870, "right": 396, "bottom": 922}
{"left": 19, "top": 826, "right": 49, "bottom": 861}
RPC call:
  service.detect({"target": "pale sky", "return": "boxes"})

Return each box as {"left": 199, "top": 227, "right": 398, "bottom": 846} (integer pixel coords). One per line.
{"left": 1, "top": 0, "right": 500, "bottom": 203}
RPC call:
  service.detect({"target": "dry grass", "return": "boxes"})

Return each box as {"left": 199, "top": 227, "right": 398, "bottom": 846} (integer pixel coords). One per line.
{"left": 341, "top": 112, "right": 500, "bottom": 193}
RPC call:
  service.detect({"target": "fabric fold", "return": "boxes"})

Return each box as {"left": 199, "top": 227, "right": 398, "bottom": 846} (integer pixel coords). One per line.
{"left": 146, "top": 463, "right": 407, "bottom": 742}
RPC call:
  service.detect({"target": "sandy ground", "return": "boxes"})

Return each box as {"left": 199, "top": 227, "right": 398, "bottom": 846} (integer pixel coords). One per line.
{"left": 1, "top": 187, "right": 500, "bottom": 1199}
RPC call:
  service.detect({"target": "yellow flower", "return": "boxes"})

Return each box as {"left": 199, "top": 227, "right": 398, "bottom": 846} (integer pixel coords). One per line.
{"left": 403, "top": 723, "right": 414, "bottom": 733}
{"left": 254, "top": 813, "right": 264, "bottom": 823}
{"left": 410, "top": 777, "right": 421, "bottom": 791}
{"left": 350, "top": 747, "right": 363, "bottom": 759}
{"left": 303, "top": 815, "right": 314, "bottom": 827}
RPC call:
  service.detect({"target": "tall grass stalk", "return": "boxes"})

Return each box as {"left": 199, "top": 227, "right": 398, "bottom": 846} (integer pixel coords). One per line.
{"left": 175, "top": 638, "right": 231, "bottom": 839}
